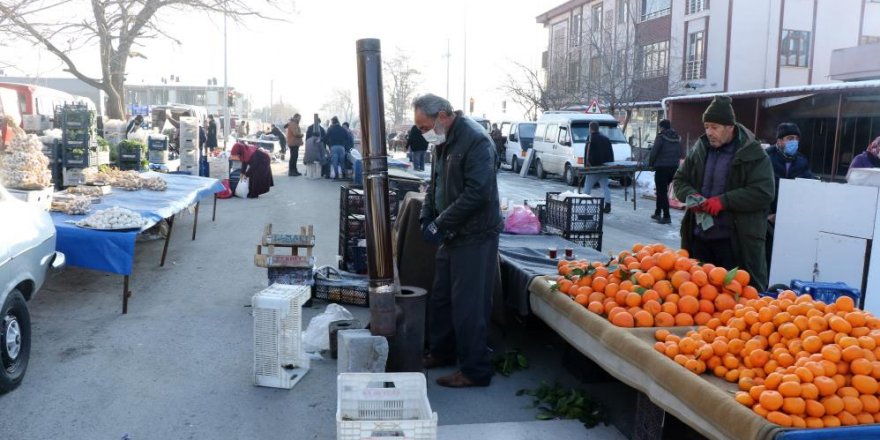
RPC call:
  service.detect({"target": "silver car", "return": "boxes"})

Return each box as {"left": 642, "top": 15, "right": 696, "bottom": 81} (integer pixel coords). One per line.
{"left": 0, "top": 184, "right": 64, "bottom": 393}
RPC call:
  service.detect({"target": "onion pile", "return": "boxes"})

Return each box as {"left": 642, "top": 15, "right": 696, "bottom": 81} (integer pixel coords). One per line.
{"left": 0, "top": 133, "right": 52, "bottom": 189}
{"left": 67, "top": 185, "right": 104, "bottom": 197}
{"left": 141, "top": 176, "right": 167, "bottom": 191}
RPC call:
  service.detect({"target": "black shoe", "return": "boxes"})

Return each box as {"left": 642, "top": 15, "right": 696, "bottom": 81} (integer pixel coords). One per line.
{"left": 657, "top": 216, "right": 671, "bottom": 224}
{"left": 651, "top": 213, "right": 661, "bottom": 221}
{"left": 603, "top": 204, "right": 611, "bottom": 214}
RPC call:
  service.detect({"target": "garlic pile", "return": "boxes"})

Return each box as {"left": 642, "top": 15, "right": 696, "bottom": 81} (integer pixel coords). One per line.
{"left": 51, "top": 195, "right": 91, "bottom": 215}
{"left": 0, "top": 133, "right": 52, "bottom": 189}
{"left": 67, "top": 185, "right": 104, "bottom": 197}
{"left": 141, "top": 176, "right": 167, "bottom": 191}
{"left": 76, "top": 207, "right": 146, "bottom": 229}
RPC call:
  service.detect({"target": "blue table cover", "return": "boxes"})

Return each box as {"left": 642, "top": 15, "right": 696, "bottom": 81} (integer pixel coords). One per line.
{"left": 51, "top": 172, "right": 224, "bottom": 275}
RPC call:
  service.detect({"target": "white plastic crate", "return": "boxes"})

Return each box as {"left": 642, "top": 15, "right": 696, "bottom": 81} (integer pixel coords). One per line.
{"left": 337, "top": 373, "right": 438, "bottom": 440}
{"left": 7, "top": 187, "right": 53, "bottom": 211}
{"left": 252, "top": 283, "right": 311, "bottom": 389}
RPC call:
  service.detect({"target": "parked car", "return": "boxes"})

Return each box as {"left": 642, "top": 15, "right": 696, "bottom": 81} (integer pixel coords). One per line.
{"left": 532, "top": 112, "right": 632, "bottom": 186}
{"left": 0, "top": 184, "right": 65, "bottom": 393}
{"left": 499, "top": 121, "right": 537, "bottom": 173}
{"left": 470, "top": 116, "right": 491, "bottom": 132}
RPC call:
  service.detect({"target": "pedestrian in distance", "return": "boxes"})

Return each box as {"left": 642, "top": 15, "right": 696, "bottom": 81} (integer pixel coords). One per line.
{"left": 406, "top": 124, "right": 429, "bottom": 171}
{"left": 267, "top": 123, "right": 286, "bottom": 160}
{"left": 205, "top": 115, "right": 218, "bottom": 156}
{"left": 303, "top": 114, "right": 327, "bottom": 179}
{"left": 649, "top": 119, "right": 682, "bottom": 224}
{"left": 325, "top": 116, "right": 349, "bottom": 179}
{"left": 284, "top": 114, "right": 304, "bottom": 176}
{"left": 673, "top": 95, "right": 775, "bottom": 292}
{"left": 125, "top": 115, "right": 144, "bottom": 139}
{"left": 582, "top": 121, "right": 614, "bottom": 214}
{"left": 848, "top": 135, "right": 880, "bottom": 171}
{"left": 416, "top": 93, "right": 502, "bottom": 388}
{"left": 490, "top": 123, "right": 505, "bottom": 171}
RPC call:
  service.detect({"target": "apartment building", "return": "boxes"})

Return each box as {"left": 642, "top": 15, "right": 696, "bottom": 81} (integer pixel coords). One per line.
{"left": 537, "top": 0, "right": 880, "bottom": 149}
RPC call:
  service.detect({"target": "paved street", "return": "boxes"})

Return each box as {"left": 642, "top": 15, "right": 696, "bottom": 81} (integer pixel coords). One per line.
{"left": 0, "top": 161, "right": 682, "bottom": 439}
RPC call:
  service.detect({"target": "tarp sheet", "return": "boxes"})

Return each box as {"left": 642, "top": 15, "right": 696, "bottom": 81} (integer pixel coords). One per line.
{"left": 498, "top": 233, "right": 605, "bottom": 315}
{"left": 51, "top": 173, "right": 223, "bottom": 275}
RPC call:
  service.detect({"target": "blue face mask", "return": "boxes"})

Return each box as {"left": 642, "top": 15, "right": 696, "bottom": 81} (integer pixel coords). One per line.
{"left": 783, "top": 139, "right": 799, "bottom": 156}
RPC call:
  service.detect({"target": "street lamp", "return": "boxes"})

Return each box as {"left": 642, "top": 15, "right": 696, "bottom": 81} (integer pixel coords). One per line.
{"left": 222, "top": 2, "right": 229, "bottom": 148}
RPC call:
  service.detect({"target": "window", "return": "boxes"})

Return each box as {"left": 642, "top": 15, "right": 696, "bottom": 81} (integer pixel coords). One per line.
{"left": 534, "top": 124, "right": 547, "bottom": 142}
{"left": 686, "top": 0, "right": 707, "bottom": 14}
{"left": 617, "top": 0, "right": 629, "bottom": 24}
{"left": 780, "top": 30, "right": 811, "bottom": 67}
{"left": 558, "top": 126, "right": 569, "bottom": 144}
{"left": 640, "top": 0, "right": 671, "bottom": 21}
{"left": 589, "top": 57, "right": 602, "bottom": 85}
{"left": 638, "top": 40, "right": 669, "bottom": 78}
{"left": 685, "top": 30, "right": 705, "bottom": 80}
{"left": 546, "top": 124, "right": 559, "bottom": 144}
{"left": 592, "top": 4, "right": 604, "bottom": 46}
{"left": 568, "top": 60, "right": 579, "bottom": 92}
{"left": 570, "top": 14, "right": 581, "bottom": 47}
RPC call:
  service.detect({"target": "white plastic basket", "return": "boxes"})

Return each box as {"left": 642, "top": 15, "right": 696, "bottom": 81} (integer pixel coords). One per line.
{"left": 252, "top": 283, "right": 311, "bottom": 389}
{"left": 337, "top": 373, "right": 437, "bottom": 440}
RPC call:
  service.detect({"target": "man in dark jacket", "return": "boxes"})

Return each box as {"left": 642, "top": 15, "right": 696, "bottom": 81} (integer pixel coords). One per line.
{"left": 324, "top": 116, "right": 349, "bottom": 179}
{"left": 583, "top": 121, "right": 614, "bottom": 213}
{"left": 267, "top": 124, "right": 287, "bottom": 159}
{"left": 416, "top": 93, "right": 502, "bottom": 388}
{"left": 767, "top": 122, "right": 813, "bottom": 223}
{"left": 406, "top": 124, "right": 429, "bottom": 171}
{"left": 205, "top": 115, "right": 218, "bottom": 156}
{"left": 649, "top": 119, "right": 682, "bottom": 224}
{"left": 673, "top": 95, "right": 775, "bottom": 292}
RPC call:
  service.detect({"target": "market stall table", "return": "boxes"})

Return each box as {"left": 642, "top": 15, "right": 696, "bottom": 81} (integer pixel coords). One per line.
{"left": 51, "top": 172, "right": 224, "bottom": 313}
{"left": 527, "top": 277, "right": 880, "bottom": 440}
{"left": 576, "top": 161, "right": 642, "bottom": 210}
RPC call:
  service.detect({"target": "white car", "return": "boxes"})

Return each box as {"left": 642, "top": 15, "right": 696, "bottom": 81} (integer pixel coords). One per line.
{"left": 0, "top": 184, "right": 64, "bottom": 393}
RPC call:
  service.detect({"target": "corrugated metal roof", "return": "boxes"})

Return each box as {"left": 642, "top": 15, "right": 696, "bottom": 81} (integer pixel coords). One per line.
{"left": 662, "top": 80, "right": 880, "bottom": 107}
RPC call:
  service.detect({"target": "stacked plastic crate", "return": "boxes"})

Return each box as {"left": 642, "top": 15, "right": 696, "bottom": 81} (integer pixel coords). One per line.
{"left": 60, "top": 104, "right": 98, "bottom": 187}
{"left": 254, "top": 224, "right": 317, "bottom": 291}
{"left": 338, "top": 185, "right": 399, "bottom": 274}
{"left": 147, "top": 134, "right": 169, "bottom": 165}
{"left": 178, "top": 117, "right": 200, "bottom": 174}
{"left": 543, "top": 191, "right": 605, "bottom": 251}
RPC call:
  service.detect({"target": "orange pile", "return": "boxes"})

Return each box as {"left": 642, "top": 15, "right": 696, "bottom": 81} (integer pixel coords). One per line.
{"left": 655, "top": 292, "right": 880, "bottom": 428}
{"left": 553, "top": 243, "right": 759, "bottom": 328}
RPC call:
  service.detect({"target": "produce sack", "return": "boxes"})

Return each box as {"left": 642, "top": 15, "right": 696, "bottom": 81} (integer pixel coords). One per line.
{"left": 504, "top": 205, "right": 541, "bottom": 235}
{"left": 234, "top": 176, "right": 249, "bottom": 198}
{"left": 303, "top": 303, "right": 354, "bottom": 353}
{"left": 216, "top": 179, "right": 233, "bottom": 199}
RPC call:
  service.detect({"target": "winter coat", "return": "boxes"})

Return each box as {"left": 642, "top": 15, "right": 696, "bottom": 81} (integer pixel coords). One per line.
{"left": 849, "top": 151, "right": 880, "bottom": 170}
{"left": 269, "top": 126, "right": 286, "bottom": 149}
{"left": 421, "top": 112, "right": 503, "bottom": 247}
{"left": 649, "top": 129, "right": 682, "bottom": 168}
{"left": 306, "top": 124, "right": 326, "bottom": 140}
{"left": 673, "top": 123, "right": 775, "bottom": 292}
{"left": 285, "top": 122, "right": 304, "bottom": 147}
{"left": 324, "top": 123, "right": 349, "bottom": 147}
{"left": 766, "top": 146, "right": 814, "bottom": 214}
{"left": 206, "top": 120, "right": 218, "bottom": 148}
{"left": 407, "top": 125, "right": 428, "bottom": 152}
{"left": 587, "top": 131, "right": 614, "bottom": 166}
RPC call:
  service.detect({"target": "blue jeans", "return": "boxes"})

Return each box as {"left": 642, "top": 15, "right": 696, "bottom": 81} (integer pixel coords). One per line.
{"left": 330, "top": 145, "right": 345, "bottom": 178}
{"left": 411, "top": 150, "right": 426, "bottom": 171}
{"left": 583, "top": 173, "right": 611, "bottom": 204}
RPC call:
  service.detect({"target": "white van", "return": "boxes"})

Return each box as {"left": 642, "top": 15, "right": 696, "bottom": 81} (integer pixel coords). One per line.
{"left": 532, "top": 112, "right": 632, "bottom": 186}
{"left": 499, "top": 121, "right": 537, "bottom": 173}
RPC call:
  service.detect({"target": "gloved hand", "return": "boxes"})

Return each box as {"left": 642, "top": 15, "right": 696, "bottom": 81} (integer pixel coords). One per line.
{"left": 701, "top": 196, "right": 724, "bottom": 216}
{"left": 421, "top": 219, "right": 444, "bottom": 243}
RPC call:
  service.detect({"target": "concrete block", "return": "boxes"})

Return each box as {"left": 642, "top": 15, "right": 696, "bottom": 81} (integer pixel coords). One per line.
{"left": 337, "top": 329, "right": 388, "bottom": 373}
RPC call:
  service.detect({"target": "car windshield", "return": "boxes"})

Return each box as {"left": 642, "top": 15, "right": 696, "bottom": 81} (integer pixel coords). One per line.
{"left": 571, "top": 123, "right": 627, "bottom": 143}
{"left": 518, "top": 123, "right": 537, "bottom": 138}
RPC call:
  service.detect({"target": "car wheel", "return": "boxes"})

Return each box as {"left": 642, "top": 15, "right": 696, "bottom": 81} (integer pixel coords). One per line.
{"left": 0, "top": 289, "right": 30, "bottom": 394}
{"left": 564, "top": 164, "right": 577, "bottom": 186}
{"left": 536, "top": 159, "right": 546, "bottom": 180}
{"left": 511, "top": 157, "right": 520, "bottom": 173}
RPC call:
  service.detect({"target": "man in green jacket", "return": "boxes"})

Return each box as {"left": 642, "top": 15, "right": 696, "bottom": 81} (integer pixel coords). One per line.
{"left": 673, "top": 95, "right": 775, "bottom": 292}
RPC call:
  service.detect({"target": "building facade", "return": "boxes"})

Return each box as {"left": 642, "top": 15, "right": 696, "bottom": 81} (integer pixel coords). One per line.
{"left": 124, "top": 84, "right": 247, "bottom": 117}
{"left": 537, "top": 0, "right": 880, "bottom": 148}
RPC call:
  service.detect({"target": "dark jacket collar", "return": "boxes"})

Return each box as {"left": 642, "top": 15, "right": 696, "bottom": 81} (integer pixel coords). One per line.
{"left": 699, "top": 123, "right": 765, "bottom": 164}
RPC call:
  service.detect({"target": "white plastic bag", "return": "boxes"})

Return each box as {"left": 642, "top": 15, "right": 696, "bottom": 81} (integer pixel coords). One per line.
{"left": 302, "top": 303, "right": 354, "bottom": 353}
{"left": 234, "top": 176, "right": 249, "bottom": 198}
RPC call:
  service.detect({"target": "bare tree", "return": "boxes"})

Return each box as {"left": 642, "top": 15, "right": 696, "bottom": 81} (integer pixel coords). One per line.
{"left": 320, "top": 88, "right": 356, "bottom": 126}
{"left": 500, "top": 61, "right": 586, "bottom": 121}
{"left": 0, "top": 0, "right": 285, "bottom": 119}
{"left": 383, "top": 51, "right": 419, "bottom": 128}
{"left": 258, "top": 101, "right": 299, "bottom": 124}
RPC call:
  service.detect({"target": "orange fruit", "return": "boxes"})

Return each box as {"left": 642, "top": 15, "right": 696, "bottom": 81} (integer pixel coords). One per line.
{"left": 778, "top": 381, "right": 802, "bottom": 397}
{"left": 591, "top": 276, "right": 609, "bottom": 293}
{"left": 670, "top": 271, "right": 691, "bottom": 289}
{"left": 699, "top": 284, "right": 719, "bottom": 301}
{"left": 708, "top": 267, "right": 728, "bottom": 287}
{"left": 643, "top": 299, "right": 662, "bottom": 316}
{"left": 691, "top": 270, "right": 709, "bottom": 287}
{"left": 733, "top": 269, "right": 751, "bottom": 288}
{"left": 830, "top": 316, "right": 853, "bottom": 334}
{"left": 654, "top": 312, "right": 675, "bottom": 327}
{"left": 783, "top": 397, "right": 806, "bottom": 415}
{"left": 735, "top": 391, "right": 754, "bottom": 406}
{"left": 860, "top": 394, "right": 880, "bottom": 414}
{"left": 759, "top": 390, "right": 784, "bottom": 411}
{"left": 852, "top": 374, "right": 879, "bottom": 394}
{"left": 675, "top": 313, "right": 695, "bottom": 326}
{"left": 634, "top": 310, "right": 654, "bottom": 327}
{"left": 657, "top": 252, "right": 677, "bottom": 271}
{"left": 678, "top": 296, "right": 699, "bottom": 315}
{"left": 714, "top": 294, "right": 737, "bottom": 312}
{"left": 836, "top": 296, "right": 855, "bottom": 313}
{"left": 587, "top": 301, "right": 605, "bottom": 315}
{"left": 766, "top": 411, "right": 793, "bottom": 427}
{"left": 625, "top": 291, "right": 643, "bottom": 307}
{"left": 611, "top": 311, "right": 634, "bottom": 328}
{"left": 822, "top": 395, "right": 845, "bottom": 415}
{"left": 575, "top": 293, "right": 590, "bottom": 305}
{"left": 805, "top": 399, "right": 826, "bottom": 418}
{"left": 822, "top": 415, "right": 841, "bottom": 427}
{"left": 842, "top": 395, "right": 864, "bottom": 415}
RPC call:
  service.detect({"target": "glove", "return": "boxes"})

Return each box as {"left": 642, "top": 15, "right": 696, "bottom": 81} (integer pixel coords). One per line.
{"left": 686, "top": 193, "right": 704, "bottom": 212}
{"left": 701, "top": 196, "right": 724, "bottom": 216}
{"left": 421, "top": 219, "right": 444, "bottom": 243}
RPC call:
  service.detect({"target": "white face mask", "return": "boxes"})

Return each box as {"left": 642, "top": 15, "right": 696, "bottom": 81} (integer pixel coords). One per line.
{"left": 421, "top": 120, "right": 446, "bottom": 145}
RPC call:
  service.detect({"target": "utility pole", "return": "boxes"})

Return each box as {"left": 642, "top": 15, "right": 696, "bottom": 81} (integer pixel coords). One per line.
{"left": 269, "top": 79, "right": 274, "bottom": 122}
{"left": 222, "top": 2, "right": 229, "bottom": 148}
{"left": 444, "top": 39, "right": 451, "bottom": 100}
{"left": 462, "top": 15, "right": 467, "bottom": 112}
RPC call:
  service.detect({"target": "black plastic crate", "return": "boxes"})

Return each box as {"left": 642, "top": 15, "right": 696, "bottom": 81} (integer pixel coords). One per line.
{"left": 339, "top": 213, "right": 366, "bottom": 239}
{"left": 559, "top": 231, "right": 603, "bottom": 252}
{"left": 312, "top": 266, "right": 369, "bottom": 306}
{"left": 267, "top": 266, "right": 315, "bottom": 286}
{"left": 345, "top": 240, "right": 368, "bottom": 274}
{"left": 340, "top": 185, "right": 399, "bottom": 218}
{"left": 62, "top": 144, "right": 98, "bottom": 168}
{"left": 545, "top": 191, "right": 604, "bottom": 233}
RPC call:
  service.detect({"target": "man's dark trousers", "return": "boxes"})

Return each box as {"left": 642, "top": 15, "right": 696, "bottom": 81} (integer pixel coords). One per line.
{"left": 428, "top": 234, "right": 498, "bottom": 383}
{"left": 288, "top": 145, "right": 300, "bottom": 175}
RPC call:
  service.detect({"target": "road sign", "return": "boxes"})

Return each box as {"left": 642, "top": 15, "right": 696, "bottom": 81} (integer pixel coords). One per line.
{"left": 585, "top": 99, "right": 602, "bottom": 114}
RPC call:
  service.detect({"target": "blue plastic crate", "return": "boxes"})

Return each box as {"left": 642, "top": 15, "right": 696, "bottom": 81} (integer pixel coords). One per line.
{"left": 775, "top": 424, "right": 880, "bottom": 439}
{"left": 790, "top": 279, "right": 861, "bottom": 305}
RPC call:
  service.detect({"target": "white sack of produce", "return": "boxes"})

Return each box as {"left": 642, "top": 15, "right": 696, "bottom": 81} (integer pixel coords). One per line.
{"left": 141, "top": 176, "right": 167, "bottom": 191}
{"left": 0, "top": 132, "right": 52, "bottom": 189}
{"left": 51, "top": 195, "right": 91, "bottom": 215}
{"left": 76, "top": 206, "right": 146, "bottom": 230}
{"left": 39, "top": 128, "right": 63, "bottom": 144}
{"left": 302, "top": 303, "right": 354, "bottom": 353}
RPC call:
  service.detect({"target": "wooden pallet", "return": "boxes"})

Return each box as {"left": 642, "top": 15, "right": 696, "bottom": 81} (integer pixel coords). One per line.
{"left": 254, "top": 224, "right": 316, "bottom": 268}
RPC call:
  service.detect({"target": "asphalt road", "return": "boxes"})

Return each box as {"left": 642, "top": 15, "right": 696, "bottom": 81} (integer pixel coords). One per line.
{"left": 0, "top": 160, "right": 684, "bottom": 439}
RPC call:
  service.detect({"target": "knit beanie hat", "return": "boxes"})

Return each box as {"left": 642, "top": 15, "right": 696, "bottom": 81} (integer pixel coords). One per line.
{"left": 702, "top": 95, "right": 736, "bottom": 126}
{"left": 776, "top": 122, "right": 801, "bottom": 139}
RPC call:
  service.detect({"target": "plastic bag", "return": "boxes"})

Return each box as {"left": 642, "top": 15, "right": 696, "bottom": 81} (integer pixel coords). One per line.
{"left": 303, "top": 303, "right": 354, "bottom": 353}
{"left": 504, "top": 205, "right": 541, "bottom": 235}
{"left": 216, "top": 179, "right": 232, "bottom": 199}
{"left": 234, "top": 176, "right": 249, "bottom": 198}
